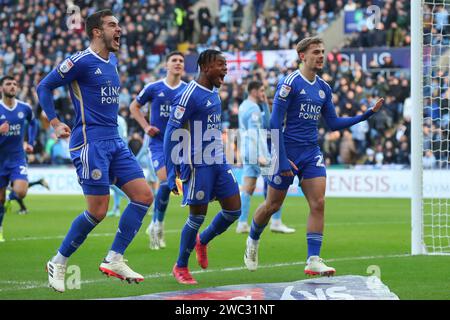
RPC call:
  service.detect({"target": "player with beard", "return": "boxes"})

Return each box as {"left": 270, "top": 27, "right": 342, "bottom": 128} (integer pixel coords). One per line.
{"left": 0, "top": 76, "right": 38, "bottom": 242}
{"left": 37, "top": 10, "right": 153, "bottom": 292}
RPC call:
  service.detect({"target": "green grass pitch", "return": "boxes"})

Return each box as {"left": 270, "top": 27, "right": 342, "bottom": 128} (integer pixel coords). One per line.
{"left": 0, "top": 195, "right": 449, "bottom": 300}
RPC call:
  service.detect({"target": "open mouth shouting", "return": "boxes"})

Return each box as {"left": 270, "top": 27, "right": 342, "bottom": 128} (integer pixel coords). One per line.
{"left": 217, "top": 73, "right": 226, "bottom": 86}
{"left": 113, "top": 35, "right": 120, "bottom": 48}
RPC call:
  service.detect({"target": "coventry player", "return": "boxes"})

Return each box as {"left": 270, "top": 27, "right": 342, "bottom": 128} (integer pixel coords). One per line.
{"left": 106, "top": 114, "right": 129, "bottom": 217}
{"left": 37, "top": 10, "right": 153, "bottom": 292}
{"left": 237, "top": 80, "right": 295, "bottom": 234}
{"left": 164, "top": 49, "right": 241, "bottom": 284}
{"left": 130, "top": 51, "right": 186, "bottom": 250}
{"left": 135, "top": 133, "right": 158, "bottom": 195}
{"left": 0, "top": 76, "right": 38, "bottom": 242}
{"left": 244, "top": 37, "right": 384, "bottom": 276}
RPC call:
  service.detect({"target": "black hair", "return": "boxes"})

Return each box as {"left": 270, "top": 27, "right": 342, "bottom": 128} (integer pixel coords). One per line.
{"left": 0, "top": 75, "right": 14, "bottom": 86}
{"left": 247, "top": 80, "right": 263, "bottom": 93}
{"left": 85, "top": 9, "right": 114, "bottom": 40}
{"left": 166, "top": 51, "right": 184, "bottom": 62}
{"left": 197, "top": 49, "right": 222, "bottom": 70}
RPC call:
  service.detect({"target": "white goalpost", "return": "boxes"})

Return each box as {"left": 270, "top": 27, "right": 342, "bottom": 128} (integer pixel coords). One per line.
{"left": 412, "top": 0, "right": 450, "bottom": 255}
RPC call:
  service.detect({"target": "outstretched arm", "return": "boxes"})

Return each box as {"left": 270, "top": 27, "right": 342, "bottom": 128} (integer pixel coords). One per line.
{"left": 323, "top": 97, "right": 384, "bottom": 131}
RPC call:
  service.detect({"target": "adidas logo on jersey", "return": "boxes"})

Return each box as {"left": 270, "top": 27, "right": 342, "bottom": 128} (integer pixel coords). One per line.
{"left": 158, "top": 92, "right": 165, "bottom": 97}
{"left": 300, "top": 89, "right": 306, "bottom": 94}
{"left": 95, "top": 68, "right": 102, "bottom": 75}
{"left": 206, "top": 100, "right": 212, "bottom": 107}
{"left": 0, "top": 115, "right": 5, "bottom": 120}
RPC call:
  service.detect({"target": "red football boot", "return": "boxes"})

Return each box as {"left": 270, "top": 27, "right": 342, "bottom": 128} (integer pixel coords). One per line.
{"left": 172, "top": 264, "right": 198, "bottom": 285}
{"left": 195, "top": 234, "right": 208, "bottom": 269}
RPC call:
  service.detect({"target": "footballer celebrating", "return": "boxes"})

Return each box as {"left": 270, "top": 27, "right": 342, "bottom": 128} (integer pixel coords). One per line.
{"left": 37, "top": 10, "right": 153, "bottom": 292}
{"left": 164, "top": 49, "right": 241, "bottom": 284}
{"left": 244, "top": 37, "right": 384, "bottom": 276}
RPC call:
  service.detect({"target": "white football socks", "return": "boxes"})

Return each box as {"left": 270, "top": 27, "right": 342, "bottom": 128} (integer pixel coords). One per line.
{"left": 52, "top": 251, "right": 68, "bottom": 265}
{"left": 105, "top": 250, "right": 123, "bottom": 262}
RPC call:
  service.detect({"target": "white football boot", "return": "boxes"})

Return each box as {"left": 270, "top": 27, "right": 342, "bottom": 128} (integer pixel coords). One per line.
{"left": 304, "top": 256, "right": 336, "bottom": 277}
{"left": 244, "top": 237, "right": 259, "bottom": 271}
{"left": 99, "top": 257, "right": 144, "bottom": 283}
{"left": 147, "top": 221, "right": 160, "bottom": 250}
{"left": 156, "top": 222, "right": 166, "bottom": 248}
{"left": 270, "top": 220, "right": 296, "bottom": 233}
{"left": 236, "top": 221, "right": 250, "bottom": 234}
{"left": 46, "top": 260, "right": 66, "bottom": 293}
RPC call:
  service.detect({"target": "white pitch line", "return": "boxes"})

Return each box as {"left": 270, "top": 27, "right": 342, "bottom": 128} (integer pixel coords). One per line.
{"left": 0, "top": 253, "right": 412, "bottom": 293}
{"left": 8, "top": 233, "right": 116, "bottom": 242}
{"left": 7, "top": 221, "right": 408, "bottom": 242}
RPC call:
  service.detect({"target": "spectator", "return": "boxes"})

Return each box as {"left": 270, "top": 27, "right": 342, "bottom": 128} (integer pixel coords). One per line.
{"left": 423, "top": 150, "right": 437, "bottom": 169}
{"left": 350, "top": 111, "right": 369, "bottom": 156}
{"left": 339, "top": 130, "right": 357, "bottom": 164}
{"left": 198, "top": 4, "right": 213, "bottom": 31}
{"left": 396, "top": 141, "right": 410, "bottom": 165}
{"left": 344, "top": 0, "right": 357, "bottom": 11}
{"left": 0, "top": 0, "right": 424, "bottom": 167}
{"left": 386, "top": 22, "right": 405, "bottom": 47}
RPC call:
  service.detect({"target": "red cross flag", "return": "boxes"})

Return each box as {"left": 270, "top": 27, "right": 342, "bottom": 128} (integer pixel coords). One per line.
{"left": 223, "top": 51, "right": 263, "bottom": 81}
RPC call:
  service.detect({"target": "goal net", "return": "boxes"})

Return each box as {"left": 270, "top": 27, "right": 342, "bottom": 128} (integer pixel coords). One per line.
{"left": 412, "top": 0, "right": 450, "bottom": 255}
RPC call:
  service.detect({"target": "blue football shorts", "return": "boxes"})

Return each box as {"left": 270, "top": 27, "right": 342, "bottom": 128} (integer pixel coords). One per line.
{"left": 267, "top": 145, "right": 326, "bottom": 190}
{"left": 70, "top": 138, "right": 144, "bottom": 195}
{"left": 149, "top": 144, "right": 166, "bottom": 173}
{"left": 0, "top": 153, "right": 28, "bottom": 188}
{"left": 181, "top": 164, "right": 240, "bottom": 206}
{"left": 242, "top": 164, "right": 261, "bottom": 178}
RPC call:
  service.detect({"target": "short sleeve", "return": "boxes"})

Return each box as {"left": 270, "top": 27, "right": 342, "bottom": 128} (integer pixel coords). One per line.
{"left": 136, "top": 83, "right": 154, "bottom": 106}
{"left": 168, "top": 85, "right": 197, "bottom": 129}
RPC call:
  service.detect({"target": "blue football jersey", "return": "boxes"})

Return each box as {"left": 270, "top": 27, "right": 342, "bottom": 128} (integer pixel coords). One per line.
{"left": 37, "top": 47, "right": 121, "bottom": 151}
{"left": 168, "top": 80, "right": 224, "bottom": 167}
{"left": 271, "top": 69, "right": 375, "bottom": 172}
{"left": 0, "top": 99, "right": 35, "bottom": 155}
{"left": 136, "top": 79, "right": 187, "bottom": 148}
{"left": 273, "top": 69, "right": 336, "bottom": 147}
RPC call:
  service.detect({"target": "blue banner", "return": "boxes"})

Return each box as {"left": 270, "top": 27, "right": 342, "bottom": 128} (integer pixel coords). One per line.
{"left": 340, "top": 47, "right": 410, "bottom": 71}
{"left": 344, "top": 10, "right": 366, "bottom": 33}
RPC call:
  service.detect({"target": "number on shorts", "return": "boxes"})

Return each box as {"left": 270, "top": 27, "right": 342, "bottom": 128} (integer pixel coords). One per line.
{"left": 19, "top": 165, "right": 28, "bottom": 175}
{"left": 315, "top": 155, "right": 325, "bottom": 167}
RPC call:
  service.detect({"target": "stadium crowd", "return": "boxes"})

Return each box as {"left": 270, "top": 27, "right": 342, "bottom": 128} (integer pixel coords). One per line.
{"left": 0, "top": 0, "right": 441, "bottom": 168}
